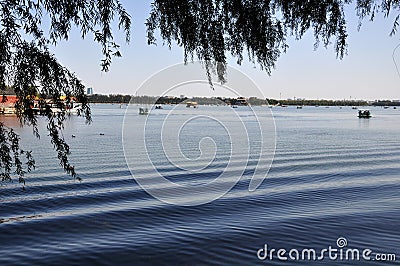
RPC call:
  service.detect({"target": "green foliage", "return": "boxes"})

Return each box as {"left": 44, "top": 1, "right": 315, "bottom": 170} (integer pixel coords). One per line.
{"left": 0, "top": 0, "right": 130, "bottom": 186}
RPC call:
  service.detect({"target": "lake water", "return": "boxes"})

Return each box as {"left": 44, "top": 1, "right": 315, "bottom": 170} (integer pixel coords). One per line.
{"left": 0, "top": 104, "right": 399, "bottom": 265}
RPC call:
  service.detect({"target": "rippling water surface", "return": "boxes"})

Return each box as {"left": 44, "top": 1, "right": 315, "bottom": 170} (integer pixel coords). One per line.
{"left": 0, "top": 105, "right": 399, "bottom": 265}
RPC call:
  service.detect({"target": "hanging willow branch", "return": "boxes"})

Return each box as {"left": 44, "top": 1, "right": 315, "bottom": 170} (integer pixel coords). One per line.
{"left": 0, "top": 0, "right": 131, "bottom": 187}
{"left": 146, "top": 0, "right": 400, "bottom": 83}
{"left": 0, "top": 123, "right": 35, "bottom": 186}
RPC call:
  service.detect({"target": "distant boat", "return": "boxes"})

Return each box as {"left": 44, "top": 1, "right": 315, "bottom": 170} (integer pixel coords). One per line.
{"left": 384, "top": 106, "right": 390, "bottom": 109}
{"left": 296, "top": 106, "right": 303, "bottom": 109}
{"left": 139, "top": 107, "right": 149, "bottom": 115}
{"left": 44, "top": 100, "right": 81, "bottom": 115}
{"left": 394, "top": 107, "right": 397, "bottom": 109}
{"left": 352, "top": 106, "right": 358, "bottom": 110}
{"left": 235, "top": 97, "right": 248, "bottom": 106}
{"left": 2, "top": 107, "right": 16, "bottom": 115}
{"left": 154, "top": 105, "right": 163, "bottom": 109}
{"left": 358, "top": 109, "right": 371, "bottom": 118}
{"left": 231, "top": 105, "right": 238, "bottom": 108}
{"left": 186, "top": 102, "right": 198, "bottom": 108}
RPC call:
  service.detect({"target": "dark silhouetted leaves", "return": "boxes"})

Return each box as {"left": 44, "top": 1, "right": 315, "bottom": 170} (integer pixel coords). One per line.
{"left": 1, "top": 0, "right": 130, "bottom": 187}
{"left": 146, "top": 0, "right": 400, "bottom": 82}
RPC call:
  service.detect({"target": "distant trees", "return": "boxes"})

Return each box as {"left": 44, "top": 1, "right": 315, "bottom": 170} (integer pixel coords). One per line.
{"left": 87, "top": 94, "right": 374, "bottom": 107}
{"left": 88, "top": 94, "right": 133, "bottom": 104}
{"left": 373, "top": 100, "right": 400, "bottom": 106}
{"left": 267, "top": 99, "right": 369, "bottom": 106}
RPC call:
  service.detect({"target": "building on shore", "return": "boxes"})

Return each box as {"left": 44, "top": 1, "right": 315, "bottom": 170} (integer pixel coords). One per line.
{"left": 1, "top": 88, "right": 18, "bottom": 114}
{"left": 186, "top": 101, "right": 198, "bottom": 108}
{"left": 236, "top": 97, "right": 248, "bottom": 106}
{"left": 1, "top": 95, "right": 18, "bottom": 114}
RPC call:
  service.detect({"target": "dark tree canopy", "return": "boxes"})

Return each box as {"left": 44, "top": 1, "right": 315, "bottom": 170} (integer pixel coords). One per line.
{"left": 1, "top": 0, "right": 398, "bottom": 187}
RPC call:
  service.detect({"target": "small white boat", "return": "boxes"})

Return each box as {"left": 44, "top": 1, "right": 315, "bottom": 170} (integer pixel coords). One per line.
{"left": 66, "top": 102, "right": 81, "bottom": 114}
{"left": 45, "top": 100, "right": 81, "bottom": 115}
{"left": 186, "top": 101, "right": 198, "bottom": 108}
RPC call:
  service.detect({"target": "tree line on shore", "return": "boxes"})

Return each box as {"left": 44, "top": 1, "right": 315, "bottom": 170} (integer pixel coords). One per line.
{"left": 87, "top": 94, "right": 400, "bottom": 106}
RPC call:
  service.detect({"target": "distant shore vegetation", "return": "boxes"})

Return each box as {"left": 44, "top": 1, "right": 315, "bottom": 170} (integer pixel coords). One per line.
{"left": 87, "top": 94, "right": 400, "bottom": 107}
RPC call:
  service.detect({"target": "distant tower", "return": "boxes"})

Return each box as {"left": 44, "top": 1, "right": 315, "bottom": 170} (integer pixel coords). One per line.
{"left": 87, "top": 87, "right": 93, "bottom": 95}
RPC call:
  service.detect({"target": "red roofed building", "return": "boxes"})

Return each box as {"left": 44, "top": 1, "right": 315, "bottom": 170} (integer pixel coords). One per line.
{"left": 1, "top": 94, "right": 18, "bottom": 114}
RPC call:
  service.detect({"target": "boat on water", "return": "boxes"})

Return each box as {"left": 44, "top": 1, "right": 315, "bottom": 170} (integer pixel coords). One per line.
{"left": 352, "top": 106, "right": 358, "bottom": 110}
{"left": 139, "top": 107, "right": 149, "bottom": 115}
{"left": 297, "top": 106, "right": 303, "bottom": 109}
{"left": 65, "top": 101, "right": 81, "bottom": 114}
{"left": 358, "top": 109, "right": 371, "bottom": 118}
{"left": 186, "top": 101, "right": 198, "bottom": 108}
{"left": 37, "top": 99, "right": 81, "bottom": 115}
{"left": 384, "top": 106, "right": 389, "bottom": 109}
{"left": 154, "top": 105, "right": 163, "bottom": 109}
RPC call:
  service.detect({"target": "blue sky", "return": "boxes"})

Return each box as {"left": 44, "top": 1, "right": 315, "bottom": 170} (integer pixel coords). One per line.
{"left": 51, "top": 1, "right": 400, "bottom": 100}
